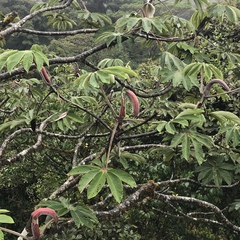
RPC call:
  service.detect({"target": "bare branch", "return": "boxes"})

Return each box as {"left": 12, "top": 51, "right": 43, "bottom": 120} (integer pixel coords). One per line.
{"left": 1, "top": 115, "right": 52, "bottom": 165}
{"left": 154, "top": 192, "right": 240, "bottom": 233}
{"left": 17, "top": 28, "right": 98, "bottom": 36}
{"left": 0, "top": 128, "right": 32, "bottom": 157}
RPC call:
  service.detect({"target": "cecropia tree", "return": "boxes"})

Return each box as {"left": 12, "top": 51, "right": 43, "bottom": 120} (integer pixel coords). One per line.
{"left": 0, "top": 0, "right": 239, "bottom": 239}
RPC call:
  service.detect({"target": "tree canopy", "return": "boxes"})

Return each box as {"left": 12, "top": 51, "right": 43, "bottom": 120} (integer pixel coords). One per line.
{"left": 0, "top": 0, "right": 240, "bottom": 239}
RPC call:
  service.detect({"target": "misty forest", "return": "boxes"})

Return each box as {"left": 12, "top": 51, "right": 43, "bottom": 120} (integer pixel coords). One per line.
{"left": 0, "top": 0, "right": 240, "bottom": 239}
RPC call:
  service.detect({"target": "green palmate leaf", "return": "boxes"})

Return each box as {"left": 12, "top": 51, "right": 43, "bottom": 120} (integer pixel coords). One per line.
{"left": 92, "top": 159, "right": 105, "bottom": 168}
{"left": 57, "top": 120, "right": 64, "bottom": 131}
{"left": 0, "top": 230, "right": 3, "bottom": 240}
{"left": 213, "top": 168, "right": 221, "bottom": 187}
{"left": 109, "top": 169, "right": 136, "bottom": 187}
{"left": 196, "top": 158, "right": 234, "bottom": 186}
{"left": 30, "top": 2, "right": 46, "bottom": 13}
{"left": 208, "top": 64, "right": 223, "bottom": 79}
{"left": 193, "top": 0, "right": 206, "bottom": 14}
{"left": 70, "top": 97, "right": 83, "bottom": 107}
{"left": 78, "top": 96, "right": 98, "bottom": 107}
{"left": 74, "top": 72, "right": 92, "bottom": 90}
{"left": 87, "top": 171, "right": 106, "bottom": 199}
{"left": 232, "top": 129, "right": 240, "bottom": 147}
{"left": 98, "top": 58, "right": 124, "bottom": 68}
{"left": 182, "top": 134, "right": 190, "bottom": 161}
{"left": 63, "top": 117, "right": 73, "bottom": 130}
{"left": 32, "top": 51, "right": 49, "bottom": 71}
{"left": 142, "top": 18, "right": 152, "bottom": 33}
{"left": 95, "top": 31, "right": 115, "bottom": 44}
{"left": 56, "top": 207, "right": 69, "bottom": 217}
{"left": 6, "top": 51, "right": 26, "bottom": 73}
{"left": 107, "top": 172, "right": 123, "bottom": 203}
{"left": 182, "top": 75, "right": 195, "bottom": 91}
{"left": 171, "top": 132, "right": 185, "bottom": 147}
{"left": 70, "top": 205, "right": 98, "bottom": 229}
{"left": 203, "top": 63, "right": 212, "bottom": 81}
{"left": 0, "top": 214, "right": 14, "bottom": 224}
{"left": 120, "top": 151, "right": 146, "bottom": 164}
{"left": 225, "top": 6, "right": 238, "bottom": 23}
{"left": 197, "top": 167, "right": 213, "bottom": 184}
{"left": 165, "top": 122, "right": 176, "bottom": 134}
{"left": 76, "top": 205, "right": 98, "bottom": 223}
{"left": 225, "top": 127, "right": 233, "bottom": 144}
{"left": 190, "top": 10, "right": 207, "bottom": 29}
{"left": 160, "top": 52, "right": 185, "bottom": 70}
{"left": 116, "top": 16, "right": 130, "bottom": 28}
{"left": 38, "top": 200, "right": 66, "bottom": 212}
{"left": 78, "top": 169, "right": 100, "bottom": 193}
{"left": 0, "top": 50, "right": 18, "bottom": 70}
{"left": 126, "top": 17, "right": 140, "bottom": 31}
{"left": 89, "top": 73, "right": 99, "bottom": 87}
{"left": 96, "top": 70, "right": 113, "bottom": 84}
{"left": 0, "top": 119, "right": 27, "bottom": 133}
{"left": 59, "top": 197, "right": 72, "bottom": 209}
{"left": 191, "top": 137, "right": 205, "bottom": 164}
{"left": 0, "top": 210, "right": 10, "bottom": 214}
{"left": 176, "top": 109, "right": 204, "bottom": 118}
{"left": 68, "top": 165, "right": 100, "bottom": 176}
{"left": 156, "top": 121, "right": 167, "bottom": 133}
{"left": 210, "top": 111, "right": 240, "bottom": 125}
{"left": 178, "top": 103, "right": 196, "bottom": 109}
{"left": 172, "top": 70, "right": 185, "bottom": 87}
{"left": 22, "top": 51, "right": 34, "bottom": 72}
{"left": 189, "top": 131, "right": 213, "bottom": 148}
{"left": 183, "top": 62, "right": 203, "bottom": 76}
{"left": 101, "top": 66, "right": 137, "bottom": 79}
{"left": 172, "top": 118, "right": 189, "bottom": 127}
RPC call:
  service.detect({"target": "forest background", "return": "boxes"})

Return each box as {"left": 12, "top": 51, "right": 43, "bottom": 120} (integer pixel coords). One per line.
{"left": 0, "top": 0, "right": 240, "bottom": 239}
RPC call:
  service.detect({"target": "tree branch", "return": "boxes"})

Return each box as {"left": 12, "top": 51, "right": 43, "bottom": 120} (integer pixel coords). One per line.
{"left": 0, "top": 0, "right": 74, "bottom": 37}
{"left": 1, "top": 115, "right": 52, "bottom": 166}
{"left": 17, "top": 28, "right": 98, "bottom": 36}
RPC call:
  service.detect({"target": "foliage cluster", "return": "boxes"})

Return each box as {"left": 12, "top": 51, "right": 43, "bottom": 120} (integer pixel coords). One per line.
{"left": 0, "top": 0, "right": 240, "bottom": 239}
